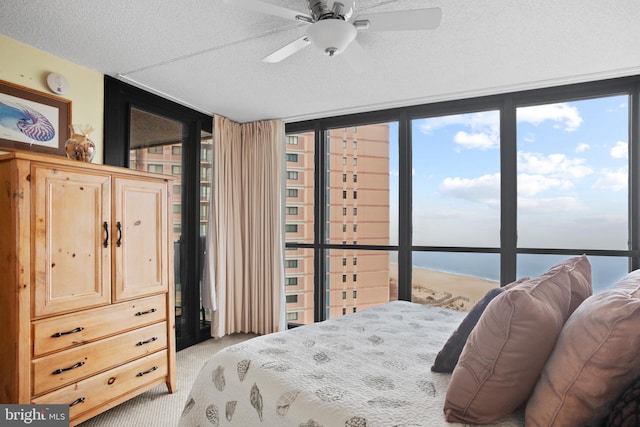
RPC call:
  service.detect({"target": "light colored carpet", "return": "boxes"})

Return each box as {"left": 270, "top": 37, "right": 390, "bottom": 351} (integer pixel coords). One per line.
{"left": 78, "top": 333, "right": 256, "bottom": 427}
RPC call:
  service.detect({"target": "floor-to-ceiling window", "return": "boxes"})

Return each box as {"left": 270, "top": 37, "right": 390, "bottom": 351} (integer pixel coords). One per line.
{"left": 283, "top": 132, "right": 316, "bottom": 324}
{"left": 515, "top": 95, "right": 630, "bottom": 291}
{"left": 285, "top": 120, "right": 399, "bottom": 323}
{"left": 411, "top": 110, "right": 501, "bottom": 309}
{"left": 286, "top": 75, "right": 640, "bottom": 323}
{"left": 324, "top": 123, "right": 398, "bottom": 319}
{"left": 104, "top": 76, "right": 212, "bottom": 350}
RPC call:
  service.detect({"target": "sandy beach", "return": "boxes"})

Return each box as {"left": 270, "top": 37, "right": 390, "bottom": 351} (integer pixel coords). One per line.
{"left": 389, "top": 262, "right": 499, "bottom": 312}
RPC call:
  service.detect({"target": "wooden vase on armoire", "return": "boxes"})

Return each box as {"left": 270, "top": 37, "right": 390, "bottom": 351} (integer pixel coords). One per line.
{"left": 0, "top": 150, "right": 176, "bottom": 426}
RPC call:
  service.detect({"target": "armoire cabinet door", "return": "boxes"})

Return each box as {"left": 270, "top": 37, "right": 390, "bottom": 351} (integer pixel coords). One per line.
{"left": 113, "top": 177, "right": 168, "bottom": 300}
{"left": 33, "top": 166, "right": 112, "bottom": 317}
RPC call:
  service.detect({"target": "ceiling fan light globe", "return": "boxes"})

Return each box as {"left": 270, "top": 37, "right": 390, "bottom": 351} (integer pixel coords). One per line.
{"left": 306, "top": 19, "right": 357, "bottom": 57}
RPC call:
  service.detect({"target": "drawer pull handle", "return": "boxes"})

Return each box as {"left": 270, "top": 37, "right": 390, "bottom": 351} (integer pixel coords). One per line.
{"left": 136, "top": 366, "right": 158, "bottom": 377}
{"left": 103, "top": 222, "right": 109, "bottom": 248}
{"left": 116, "top": 221, "right": 123, "bottom": 247}
{"left": 69, "top": 397, "right": 85, "bottom": 407}
{"left": 51, "top": 327, "right": 84, "bottom": 338}
{"left": 52, "top": 361, "right": 85, "bottom": 375}
{"left": 136, "top": 337, "right": 158, "bottom": 346}
{"left": 135, "top": 308, "right": 157, "bottom": 316}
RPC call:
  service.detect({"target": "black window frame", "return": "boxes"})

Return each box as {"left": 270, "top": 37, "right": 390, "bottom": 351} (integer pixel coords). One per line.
{"left": 285, "top": 75, "right": 640, "bottom": 323}
{"left": 103, "top": 75, "right": 213, "bottom": 350}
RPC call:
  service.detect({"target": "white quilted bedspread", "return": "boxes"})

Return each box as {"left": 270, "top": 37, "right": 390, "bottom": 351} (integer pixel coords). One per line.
{"left": 179, "top": 300, "right": 525, "bottom": 427}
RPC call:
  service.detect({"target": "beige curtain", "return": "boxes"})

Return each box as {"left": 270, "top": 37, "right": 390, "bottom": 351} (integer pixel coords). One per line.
{"left": 204, "top": 114, "right": 286, "bottom": 338}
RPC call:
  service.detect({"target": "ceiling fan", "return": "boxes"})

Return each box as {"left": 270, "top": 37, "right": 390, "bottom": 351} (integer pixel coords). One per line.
{"left": 224, "top": 0, "right": 442, "bottom": 71}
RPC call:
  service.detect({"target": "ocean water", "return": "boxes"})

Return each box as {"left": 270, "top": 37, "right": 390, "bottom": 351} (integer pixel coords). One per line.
{"left": 406, "top": 251, "right": 629, "bottom": 293}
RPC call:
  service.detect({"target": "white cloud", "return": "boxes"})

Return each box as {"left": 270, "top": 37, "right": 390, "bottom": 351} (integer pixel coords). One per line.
{"left": 419, "top": 111, "right": 499, "bottom": 135}
{"left": 576, "top": 143, "right": 590, "bottom": 153}
{"left": 437, "top": 151, "right": 595, "bottom": 214}
{"left": 439, "top": 173, "right": 500, "bottom": 205}
{"left": 517, "top": 152, "right": 592, "bottom": 179}
{"left": 610, "top": 141, "right": 628, "bottom": 159}
{"left": 517, "top": 174, "right": 572, "bottom": 197}
{"left": 517, "top": 103, "right": 583, "bottom": 131}
{"left": 418, "top": 111, "right": 499, "bottom": 151}
{"left": 453, "top": 131, "right": 497, "bottom": 150}
{"left": 593, "top": 168, "right": 627, "bottom": 192}
{"left": 417, "top": 105, "right": 583, "bottom": 153}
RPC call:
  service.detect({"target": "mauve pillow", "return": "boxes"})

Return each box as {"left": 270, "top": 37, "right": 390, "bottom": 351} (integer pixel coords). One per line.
{"left": 431, "top": 278, "right": 528, "bottom": 373}
{"left": 553, "top": 254, "right": 592, "bottom": 316}
{"left": 525, "top": 269, "right": 640, "bottom": 427}
{"left": 444, "top": 256, "right": 592, "bottom": 424}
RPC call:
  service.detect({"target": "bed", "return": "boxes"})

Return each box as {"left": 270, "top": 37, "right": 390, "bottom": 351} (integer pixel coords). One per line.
{"left": 180, "top": 256, "right": 640, "bottom": 426}
{"left": 178, "top": 300, "right": 524, "bottom": 426}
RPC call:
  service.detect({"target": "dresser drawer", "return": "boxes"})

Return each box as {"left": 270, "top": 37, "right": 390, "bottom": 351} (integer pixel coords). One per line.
{"left": 32, "top": 322, "right": 167, "bottom": 396}
{"left": 32, "top": 351, "right": 168, "bottom": 420}
{"left": 32, "top": 294, "right": 166, "bottom": 357}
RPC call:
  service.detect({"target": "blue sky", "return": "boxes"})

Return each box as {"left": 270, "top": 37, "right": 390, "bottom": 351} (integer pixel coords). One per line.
{"left": 389, "top": 94, "right": 629, "bottom": 251}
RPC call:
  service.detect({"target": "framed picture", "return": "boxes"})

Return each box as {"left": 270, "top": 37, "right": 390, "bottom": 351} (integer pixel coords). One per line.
{"left": 0, "top": 79, "right": 71, "bottom": 156}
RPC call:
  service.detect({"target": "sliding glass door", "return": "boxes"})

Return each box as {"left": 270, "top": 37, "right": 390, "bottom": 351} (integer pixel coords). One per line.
{"left": 104, "top": 76, "right": 213, "bottom": 350}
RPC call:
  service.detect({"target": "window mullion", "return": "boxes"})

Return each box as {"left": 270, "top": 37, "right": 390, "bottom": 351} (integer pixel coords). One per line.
{"left": 500, "top": 97, "right": 517, "bottom": 285}
{"left": 398, "top": 111, "right": 412, "bottom": 301}
{"left": 314, "top": 122, "right": 327, "bottom": 323}
{"left": 629, "top": 87, "right": 640, "bottom": 270}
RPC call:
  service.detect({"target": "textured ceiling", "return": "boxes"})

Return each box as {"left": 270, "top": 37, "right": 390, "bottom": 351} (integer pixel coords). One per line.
{"left": 1, "top": 0, "right": 640, "bottom": 123}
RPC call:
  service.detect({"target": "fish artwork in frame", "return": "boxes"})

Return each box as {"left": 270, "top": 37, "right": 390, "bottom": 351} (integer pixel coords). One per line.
{"left": 0, "top": 79, "right": 71, "bottom": 156}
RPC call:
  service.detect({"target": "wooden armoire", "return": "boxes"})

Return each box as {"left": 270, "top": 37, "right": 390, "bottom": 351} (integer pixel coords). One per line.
{"left": 0, "top": 150, "right": 176, "bottom": 426}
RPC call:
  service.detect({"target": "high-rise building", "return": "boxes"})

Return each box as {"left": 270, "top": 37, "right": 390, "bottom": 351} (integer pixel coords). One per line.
{"left": 284, "top": 124, "right": 391, "bottom": 324}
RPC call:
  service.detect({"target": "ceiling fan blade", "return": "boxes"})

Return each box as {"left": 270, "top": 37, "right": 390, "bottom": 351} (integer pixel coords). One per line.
{"left": 223, "top": 0, "right": 312, "bottom": 22}
{"left": 262, "top": 36, "right": 311, "bottom": 63}
{"left": 355, "top": 7, "right": 442, "bottom": 31}
{"left": 340, "top": 39, "right": 370, "bottom": 74}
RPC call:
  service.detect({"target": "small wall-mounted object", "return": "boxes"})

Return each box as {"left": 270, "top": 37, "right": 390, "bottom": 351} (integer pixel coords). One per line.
{"left": 46, "top": 72, "right": 70, "bottom": 95}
